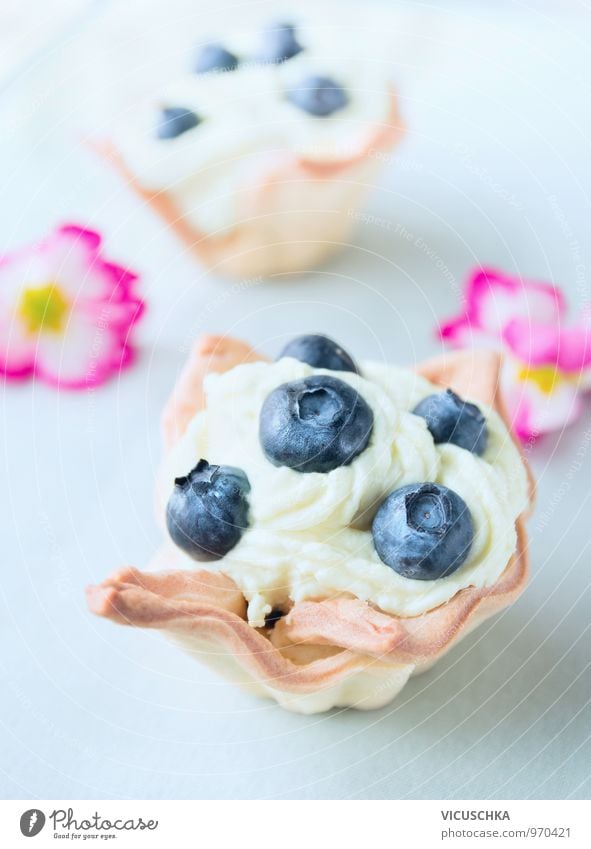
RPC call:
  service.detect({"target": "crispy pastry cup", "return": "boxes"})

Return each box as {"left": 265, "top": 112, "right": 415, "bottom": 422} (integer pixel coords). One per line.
{"left": 98, "top": 92, "right": 405, "bottom": 279}
{"left": 87, "top": 337, "right": 534, "bottom": 714}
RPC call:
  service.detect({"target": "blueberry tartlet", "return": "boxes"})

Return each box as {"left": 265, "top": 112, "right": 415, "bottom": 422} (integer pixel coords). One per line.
{"left": 87, "top": 335, "right": 534, "bottom": 713}
{"left": 98, "top": 19, "right": 404, "bottom": 278}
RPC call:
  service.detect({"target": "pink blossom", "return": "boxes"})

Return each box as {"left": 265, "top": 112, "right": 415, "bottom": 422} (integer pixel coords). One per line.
{"left": 439, "top": 267, "right": 591, "bottom": 442}
{"left": 0, "top": 224, "right": 144, "bottom": 389}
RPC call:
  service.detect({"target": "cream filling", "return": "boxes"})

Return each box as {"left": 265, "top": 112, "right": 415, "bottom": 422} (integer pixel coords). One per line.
{"left": 113, "top": 25, "right": 392, "bottom": 233}
{"left": 163, "top": 358, "right": 529, "bottom": 627}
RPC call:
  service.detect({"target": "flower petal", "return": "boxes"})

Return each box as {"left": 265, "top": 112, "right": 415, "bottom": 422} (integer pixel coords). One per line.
{"left": 503, "top": 315, "right": 591, "bottom": 372}
{"left": 34, "top": 305, "right": 140, "bottom": 388}
{"left": 440, "top": 267, "right": 565, "bottom": 342}
{"left": 0, "top": 315, "right": 35, "bottom": 378}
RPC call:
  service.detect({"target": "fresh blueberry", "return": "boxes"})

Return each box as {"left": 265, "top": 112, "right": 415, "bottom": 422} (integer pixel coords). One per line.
{"left": 286, "top": 75, "right": 349, "bottom": 117}
{"left": 412, "top": 389, "right": 488, "bottom": 456}
{"left": 278, "top": 334, "right": 359, "bottom": 374}
{"left": 166, "top": 460, "right": 250, "bottom": 561}
{"left": 156, "top": 106, "right": 201, "bottom": 140}
{"left": 256, "top": 22, "right": 303, "bottom": 64}
{"left": 372, "top": 482, "right": 474, "bottom": 580}
{"left": 259, "top": 374, "right": 373, "bottom": 473}
{"left": 194, "top": 42, "right": 239, "bottom": 74}
{"left": 264, "top": 608, "right": 285, "bottom": 629}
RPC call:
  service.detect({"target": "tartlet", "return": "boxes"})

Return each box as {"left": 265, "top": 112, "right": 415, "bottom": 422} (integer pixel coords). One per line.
{"left": 87, "top": 335, "right": 534, "bottom": 714}
{"left": 99, "top": 20, "right": 405, "bottom": 278}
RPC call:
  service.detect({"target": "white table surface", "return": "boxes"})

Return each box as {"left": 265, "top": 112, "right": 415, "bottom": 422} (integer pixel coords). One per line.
{"left": 1, "top": 0, "right": 590, "bottom": 800}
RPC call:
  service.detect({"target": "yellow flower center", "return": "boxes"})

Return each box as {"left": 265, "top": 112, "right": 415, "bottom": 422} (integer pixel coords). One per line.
{"left": 18, "top": 283, "right": 69, "bottom": 335}
{"left": 518, "top": 364, "right": 563, "bottom": 394}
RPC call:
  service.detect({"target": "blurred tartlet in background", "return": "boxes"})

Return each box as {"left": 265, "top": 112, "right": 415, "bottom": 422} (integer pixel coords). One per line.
{"left": 98, "top": 19, "right": 405, "bottom": 278}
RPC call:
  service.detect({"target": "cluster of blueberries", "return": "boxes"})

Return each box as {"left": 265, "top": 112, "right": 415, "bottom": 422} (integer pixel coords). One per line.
{"left": 157, "top": 22, "right": 350, "bottom": 140}
{"left": 166, "top": 334, "right": 488, "bottom": 583}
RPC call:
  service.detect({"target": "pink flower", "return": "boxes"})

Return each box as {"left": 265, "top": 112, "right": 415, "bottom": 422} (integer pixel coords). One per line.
{"left": 439, "top": 267, "right": 591, "bottom": 442}
{"left": 0, "top": 224, "right": 144, "bottom": 389}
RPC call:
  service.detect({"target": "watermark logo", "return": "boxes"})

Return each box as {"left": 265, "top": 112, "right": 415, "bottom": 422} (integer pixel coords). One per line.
{"left": 19, "top": 809, "right": 45, "bottom": 837}
{"left": 18, "top": 806, "right": 158, "bottom": 839}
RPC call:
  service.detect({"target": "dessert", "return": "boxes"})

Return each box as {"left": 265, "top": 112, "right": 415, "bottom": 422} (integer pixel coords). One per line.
{"left": 87, "top": 334, "right": 534, "bottom": 714}
{"left": 99, "top": 20, "right": 405, "bottom": 278}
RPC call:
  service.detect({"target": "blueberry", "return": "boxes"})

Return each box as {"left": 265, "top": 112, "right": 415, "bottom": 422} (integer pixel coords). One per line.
{"left": 372, "top": 483, "right": 474, "bottom": 580}
{"left": 194, "top": 42, "right": 239, "bottom": 74}
{"left": 256, "top": 22, "right": 303, "bottom": 64}
{"left": 412, "top": 389, "right": 488, "bottom": 456}
{"left": 259, "top": 374, "right": 373, "bottom": 473}
{"left": 166, "top": 460, "right": 250, "bottom": 561}
{"left": 264, "top": 608, "right": 285, "bottom": 629}
{"left": 156, "top": 106, "right": 200, "bottom": 140}
{"left": 278, "top": 334, "right": 359, "bottom": 374}
{"left": 286, "top": 75, "right": 349, "bottom": 117}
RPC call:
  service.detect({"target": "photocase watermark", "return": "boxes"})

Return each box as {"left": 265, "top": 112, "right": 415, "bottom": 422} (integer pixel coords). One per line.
{"left": 18, "top": 807, "right": 158, "bottom": 839}
{"left": 454, "top": 142, "right": 525, "bottom": 211}
{"left": 6, "top": 676, "right": 94, "bottom": 761}
{"left": 84, "top": 304, "right": 118, "bottom": 436}
{"left": 535, "top": 424, "right": 591, "bottom": 533}
{"left": 85, "top": 306, "right": 113, "bottom": 385}
{"left": 366, "top": 147, "right": 424, "bottom": 173}
{"left": 20, "top": 809, "right": 45, "bottom": 837}
{"left": 39, "top": 510, "right": 71, "bottom": 597}
{"left": 546, "top": 193, "right": 588, "bottom": 307}
{"left": 178, "top": 275, "right": 263, "bottom": 355}
{"left": 0, "top": 86, "right": 52, "bottom": 144}
{"left": 347, "top": 208, "right": 461, "bottom": 298}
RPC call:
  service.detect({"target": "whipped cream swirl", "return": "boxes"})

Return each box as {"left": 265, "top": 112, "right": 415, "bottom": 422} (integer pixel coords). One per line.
{"left": 163, "top": 358, "right": 529, "bottom": 627}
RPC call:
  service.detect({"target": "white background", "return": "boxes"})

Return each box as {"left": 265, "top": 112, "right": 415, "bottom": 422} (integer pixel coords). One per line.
{"left": 1, "top": 0, "right": 590, "bottom": 800}
{"left": 1, "top": 800, "right": 590, "bottom": 847}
